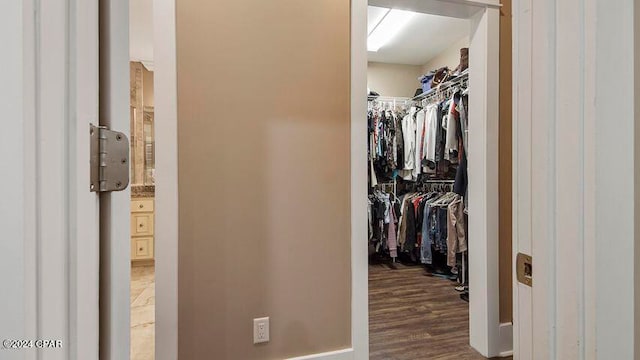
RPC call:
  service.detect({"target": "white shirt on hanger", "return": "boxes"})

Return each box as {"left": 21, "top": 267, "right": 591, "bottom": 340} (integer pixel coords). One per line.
{"left": 424, "top": 103, "right": 439, "bottom": 166}
{"left": 413, "top": 109, "right": 427, "bottom": 180}
{"left": 402, "top": 107, "right": 418, "bottom": 173}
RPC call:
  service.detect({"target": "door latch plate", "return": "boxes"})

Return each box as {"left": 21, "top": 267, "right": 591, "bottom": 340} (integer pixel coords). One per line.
{"left": 90, "top": 124, "right": 129, "bottom": 192}
{"left": 516, "top": 252, "right": 532, "bottom": 287}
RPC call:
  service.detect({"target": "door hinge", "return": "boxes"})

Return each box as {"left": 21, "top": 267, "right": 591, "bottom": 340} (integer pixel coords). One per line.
{"left": 90, "top": 124, "right": 130, "bottom": 192}
{"left": 516, "top": 252, "right": 532, "bottom": 287}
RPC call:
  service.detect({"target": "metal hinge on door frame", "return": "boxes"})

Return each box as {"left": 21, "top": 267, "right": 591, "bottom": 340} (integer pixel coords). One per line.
{"left": 90, "top": 124, "right": 130, "bottom": 192}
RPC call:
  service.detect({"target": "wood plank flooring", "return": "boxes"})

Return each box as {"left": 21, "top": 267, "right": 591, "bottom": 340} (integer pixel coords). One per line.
{"left": 369, "top": 263, "right": 512, "bottom": 360}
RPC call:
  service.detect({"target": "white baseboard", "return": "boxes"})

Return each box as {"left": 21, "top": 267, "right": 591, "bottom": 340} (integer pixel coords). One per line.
{"left": 498, "top": 322, "right": 513, "bottom": 357}
{"left": 286, "top": 348, "right": 354, "bottom": 360}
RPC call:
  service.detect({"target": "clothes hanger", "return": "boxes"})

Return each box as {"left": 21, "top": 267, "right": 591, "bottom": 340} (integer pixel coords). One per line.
{"left": 432, "top": 191, "right": 455, "bottom": 206}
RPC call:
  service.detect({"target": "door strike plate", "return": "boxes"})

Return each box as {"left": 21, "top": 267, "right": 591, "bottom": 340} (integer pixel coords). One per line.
{"left": 516, "top": 252, "right": 532, "bottom": 287}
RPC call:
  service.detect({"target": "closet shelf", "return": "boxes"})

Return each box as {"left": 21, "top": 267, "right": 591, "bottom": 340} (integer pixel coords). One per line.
{"left": 412, "top": 71, "right": 469, "bottom": 103}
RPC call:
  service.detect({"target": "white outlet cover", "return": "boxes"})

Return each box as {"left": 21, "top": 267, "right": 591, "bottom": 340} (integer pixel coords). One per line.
{"left": 253, "top": 317, "right": 270, "bottom": 344}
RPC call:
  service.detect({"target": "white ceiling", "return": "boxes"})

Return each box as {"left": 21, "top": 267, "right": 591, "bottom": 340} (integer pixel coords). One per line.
{"left": 130, "top": 0, "right": 154, "bottom": 69}
{"left": 367, "top": 6, "right": 469, "bottom": 65}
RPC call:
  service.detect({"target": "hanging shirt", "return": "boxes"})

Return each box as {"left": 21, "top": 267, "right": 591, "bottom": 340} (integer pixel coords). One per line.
{"left": 395, "top": 113, "right": 405, "bottom": 170}
{"left": 445, "top": 93, "right": 459, "bottom": 162}
{"left": 388, "top": 206, "right": 398, "bottom": 258}
{"left": 447, "top": 194, "right": 467, "bottom": 267}
{"left": 402, "top": 107, "right": 418, "bottom": 173}
{"left": 413, "top": 109, "right": 427, "bottom": 180}
{"left": 457, "top": 95, "right": 469, "bottom": 155}
{"left": 424, "top": 104, "right": 439, "bottom": 169}
{"left": 370, "top": 158, "right": 378, "bottom": 187}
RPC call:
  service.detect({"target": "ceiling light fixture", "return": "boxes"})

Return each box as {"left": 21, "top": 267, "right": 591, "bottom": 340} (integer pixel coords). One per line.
{"left": 367, "top": 9, "right": 415, "bottom": 52}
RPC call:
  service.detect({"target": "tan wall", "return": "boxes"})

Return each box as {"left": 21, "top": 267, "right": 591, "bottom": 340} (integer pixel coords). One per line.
{"left": 175, "top": 1, "right": 351, "bottom": 359}
{"left": 499, "top": 0, "right": 513, "bottom": 323}
{"left": 421, "top": 36, "right": 469, "bottom": 73}
{"left": 367, "top": 62, "right": 422, "bottom": 98}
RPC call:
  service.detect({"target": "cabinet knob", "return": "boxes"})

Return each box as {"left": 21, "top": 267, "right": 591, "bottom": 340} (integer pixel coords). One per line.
{"left": 139, "top": 204, "right": 144, "bottom": 209}
{"left": 139, "top": 223, "right": 144, "bottom": 227}
{"left": 139, "top": 248, "right": 143, "bottom": 251}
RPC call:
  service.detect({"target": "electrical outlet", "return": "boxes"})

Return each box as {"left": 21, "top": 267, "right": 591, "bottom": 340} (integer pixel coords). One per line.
{"left": 253, "top": 317, "right": 270, "bottom": 344}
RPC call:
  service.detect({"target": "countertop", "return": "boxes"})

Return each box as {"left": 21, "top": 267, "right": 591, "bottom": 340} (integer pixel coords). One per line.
{"left": 131, "top": 185, "right": 155, "bottom": 198}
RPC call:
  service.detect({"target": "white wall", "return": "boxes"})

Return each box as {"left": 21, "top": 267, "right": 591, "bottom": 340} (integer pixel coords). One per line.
{"left": 130, "top": 0, "right": 153, "bottom": 65}
{"left": 367, "top": 62, "right": 422, "bottom": 98}
{"left": 422, "top": 36, "right": 469, "bottom": 73}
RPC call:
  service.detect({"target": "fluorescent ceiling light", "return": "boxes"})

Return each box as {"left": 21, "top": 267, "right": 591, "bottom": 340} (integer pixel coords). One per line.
{"left": 367, "top": 9, "right": 415, "bottom": 52}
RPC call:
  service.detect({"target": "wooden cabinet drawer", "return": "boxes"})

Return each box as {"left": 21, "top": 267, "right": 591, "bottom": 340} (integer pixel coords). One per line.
{"left": 131, "top": 213, "right": 154, "bottom": 236}
{"left": 130, "top": 197, "right": 155, "bottom": 262}
{"left": 132, "top": 237, "right": 154, "bottom": 260}
{"left": 131, "top": 199, "right": 154, "bottom": 213}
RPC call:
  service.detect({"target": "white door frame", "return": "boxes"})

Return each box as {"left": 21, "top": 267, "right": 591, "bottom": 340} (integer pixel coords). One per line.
{"left": 99, "top": 0, "right": 132, "bottom": 359}
{"left": 354, "top": 0, "right": 506, "bottom": 357}
{"left": 154, "top": 0, "right": 179, "bottom": 358}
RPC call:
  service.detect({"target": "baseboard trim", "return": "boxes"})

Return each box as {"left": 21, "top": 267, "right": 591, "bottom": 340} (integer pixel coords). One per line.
{"left": 498, "top": 322, "right": 513, "bottom": 357}
{"left": 286, "top": 348, "right": 354, "bottom": 360}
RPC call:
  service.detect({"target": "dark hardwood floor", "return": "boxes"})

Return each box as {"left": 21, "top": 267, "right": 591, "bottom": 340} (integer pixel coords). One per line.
{"left": 369, "top": 263, "right": 512, "bottom": 360}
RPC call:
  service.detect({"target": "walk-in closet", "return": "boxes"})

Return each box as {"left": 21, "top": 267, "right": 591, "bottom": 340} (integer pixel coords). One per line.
{"left": 366, "top": 4, "right": 492, "bottom": 359}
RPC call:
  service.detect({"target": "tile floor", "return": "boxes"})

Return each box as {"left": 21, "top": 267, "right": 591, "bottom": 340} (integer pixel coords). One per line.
{"left": 131, "top": 265, "right": 155, "bottom": 360}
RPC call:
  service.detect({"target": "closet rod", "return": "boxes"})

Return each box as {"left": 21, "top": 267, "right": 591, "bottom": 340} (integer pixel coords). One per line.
{"left": 420, "top": 179, "right": 455, "bottom": 183}
{"left": 367, "top": 96, "right": 411, "bottom": 103}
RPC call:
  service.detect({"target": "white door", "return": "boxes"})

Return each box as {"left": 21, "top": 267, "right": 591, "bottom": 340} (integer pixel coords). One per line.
{"left": 0, "top": 1, "right": 130, "bottom": 359}
{"left": 512, "top": 0, "right": 638, "bottom": 359}
{"left": 512, "top": 0, "right": 576, "bottom": 357}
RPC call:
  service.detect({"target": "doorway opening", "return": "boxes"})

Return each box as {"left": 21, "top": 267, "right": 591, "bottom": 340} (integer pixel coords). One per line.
{"left": 129, "top": 0, "right": 156, "bottom": 359}
{"left": 362, "top": 1, "right": 510, "bottom": 358}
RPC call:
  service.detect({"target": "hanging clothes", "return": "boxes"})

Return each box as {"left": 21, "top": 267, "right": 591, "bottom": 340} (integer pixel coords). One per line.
{"left": 395, "top": 113, "right": 405, "bottom": 170}
{"left": 413, "top": 109, "right": 427, "bottom": 180}
{"left": 447, "top": 193, "right": 467, "bottom": 267}
{"left": 423, "top": 104, "right": 439, "bottom": 170}
{"left": 444, "top": 93, "right": 460, "bottom": 163}
{"left": 401, "top": 107, "right": 418, "bottom": 178}
{"left": 368, "top": 189, "right": 401, "bottom": 258}
{"left": 368, "top": 87, "right": 468, "bottom": 184}
{"left": 388, "top": 206, "right": 398, "bottom": 258}
{"left": 368, "top": 106, "right": 406, "bottom": 182}
{"left": 456, "top": 93, "right": 469, "bottom": 156}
